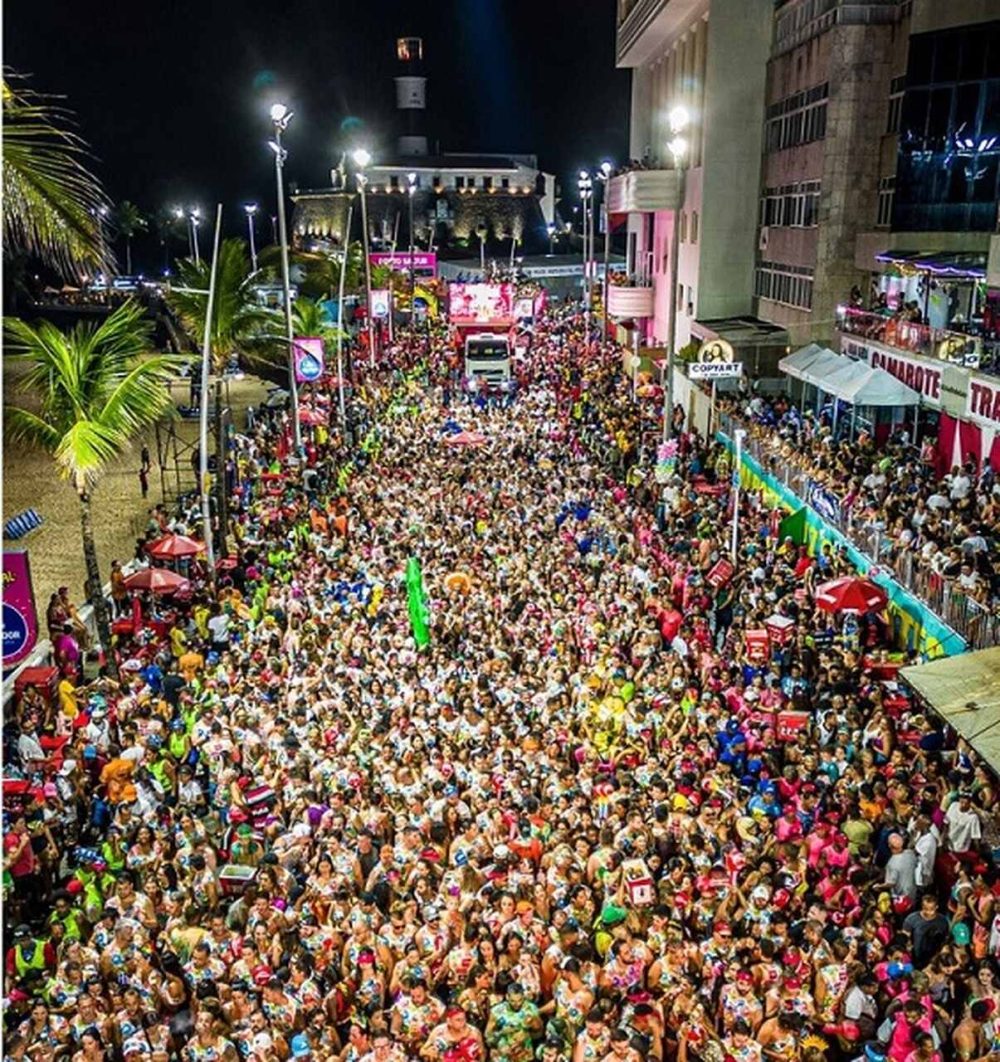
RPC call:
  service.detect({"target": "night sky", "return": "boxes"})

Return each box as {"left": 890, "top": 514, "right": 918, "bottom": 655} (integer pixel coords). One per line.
{"left": 6, "top": 0, "right": 630, "bottom": 271}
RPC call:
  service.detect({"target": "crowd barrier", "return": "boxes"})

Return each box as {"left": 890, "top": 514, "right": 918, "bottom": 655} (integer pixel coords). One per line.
{"left": 717, "top": 423, "right": 967, "bottom": 659}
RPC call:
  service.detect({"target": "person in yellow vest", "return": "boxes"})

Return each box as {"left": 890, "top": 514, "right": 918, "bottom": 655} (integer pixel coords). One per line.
{"left": 4, "top": 924, "right": 56, "bottom": 990}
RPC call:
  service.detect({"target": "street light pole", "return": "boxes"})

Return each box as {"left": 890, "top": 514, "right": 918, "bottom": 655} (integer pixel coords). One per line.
{"left": 547, "top": 223, "right": 555, "bottom": 255}
{"left": 269, "top": 102, "right": 302, "bottom": 452}
{"left": 244, "top": 203, "right": 259, "bottom": 271}
{"left": 189, "top": 210, "right": 202, "bottom": 265}
{"left": 353, "top": 149, "right": 376, "bottom": 370}
{"left": 662, "top": 105, "right": 690, "bottom": 445}
{"left": 599, "top": 161, "right": 613, "bottom": 344}
{"left": 335, "top": 201, "right": 354, "bottom": 428}
{"left": 407, "top": 172, "right": 417, "bottom": 312}
{"left": 578, "top": 171, "right": 593, "bottom": 337}
{"left": 731, "top": 428, "right": 746, "bottom": 562}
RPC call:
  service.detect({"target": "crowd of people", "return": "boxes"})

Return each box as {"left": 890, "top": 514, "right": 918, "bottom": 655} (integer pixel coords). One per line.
{"left": 722, "top": 391, "right": 1000, "bottom": 628}
{"left": 4, "top": 306, "right": 1000, "bottom": 1062}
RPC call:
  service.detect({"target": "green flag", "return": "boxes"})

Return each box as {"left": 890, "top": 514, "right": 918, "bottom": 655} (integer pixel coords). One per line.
{"left": 779, "top": 506, "right": 807, "bottom": 545}
{"left": 406, "top": 556, "right": 431, "bottom": 648}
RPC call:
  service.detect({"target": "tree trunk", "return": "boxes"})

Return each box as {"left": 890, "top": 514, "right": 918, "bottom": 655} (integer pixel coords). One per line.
{"left": 78, "top": 487, "right": 118, "bottom": 680}
{"left": 125, "top": 238, "right": 132, "bottom": 276}
{"left": 214, "top": 378, "right": 228, "bottom": 558}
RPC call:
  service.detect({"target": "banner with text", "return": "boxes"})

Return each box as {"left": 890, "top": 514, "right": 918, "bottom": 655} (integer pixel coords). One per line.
{"left": 3, "top": 550, "right": 39, "bottom": 670}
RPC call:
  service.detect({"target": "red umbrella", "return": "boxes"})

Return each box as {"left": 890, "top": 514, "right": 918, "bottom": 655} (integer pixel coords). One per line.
{"left": 443, "top": 431, "right": 487, "bottom": 448}
{"left": 122, "top": 568, "right": 191, "bottom": 595}
{"left": 146, "top": 534, "right": 204, "bottom": 560}
{"left": 815, "top": 576, "right": 888, "bottom": 614}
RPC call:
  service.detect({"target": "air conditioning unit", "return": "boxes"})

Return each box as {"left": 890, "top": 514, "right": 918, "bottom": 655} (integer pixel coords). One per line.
{"left": 758, "top": 226, "right": 770, "bottom": 251}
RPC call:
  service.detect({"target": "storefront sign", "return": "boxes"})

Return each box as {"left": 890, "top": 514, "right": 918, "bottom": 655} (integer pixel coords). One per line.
{"left": 293, "top": 337, "right": 325, "bottom": 383}
{"left": 698, "top": 339, "right": 736, "bottom": 364}
{"left": 3, "top": 550, "right": 39, "bottom": 670}
{"left": 689, "top": 362, "right": 743, "bottom": 380}
{"left": 967, "top": 377, "right": 1000, "bottom": 428}
{"left": 842, "top": 337, "right": 942, "bottom": 406}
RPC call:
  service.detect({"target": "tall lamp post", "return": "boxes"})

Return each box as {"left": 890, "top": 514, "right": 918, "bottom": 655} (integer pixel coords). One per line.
{"left": 547, "top": 223, "right": 555, "bottom": 255}
{"left": 353, "top": 148, "right": 376, "bottom": 369}
{"left": 269, "top": 102, "right": 302, "bottom": 453}
{"left": 407, "top": 172, "right": 417, "bottom": 309}
{"left": 662, "top": 105, "right": 690, "bottom": 444}
{"left": 244, "top": 203, "right": 259, "bottom": 271}
{"left": 173, "top": 208, "right": 192, "bottom": 259}
{"left": 577, "top": 171, "right": 592, "bottom": 336}
{"left": 189, "top": 209, "right": 202, "bottom": 265}
{"left": 598, "top": 160, "right": 613, "bottom": 343}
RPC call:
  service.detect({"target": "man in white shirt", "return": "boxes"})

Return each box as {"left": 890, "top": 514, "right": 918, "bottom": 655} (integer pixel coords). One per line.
{"left": 945, "top": 791, "right": 982, "bottom": 854}
{"left": 949, "top": 468, "right": 972, "bottom": 502}
{"left": 911, "top": 813, "right": 939, "bottom": 890}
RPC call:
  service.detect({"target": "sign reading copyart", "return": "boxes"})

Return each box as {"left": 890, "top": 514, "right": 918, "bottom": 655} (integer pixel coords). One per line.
{"left": 689, "top": 362, "right": 744, "bottom": 380}
{"left": 3, "top": 550, "right": 39, "bottom": 670}
{"left": 967, "top": 377, "right": 1000, "bottom": 428}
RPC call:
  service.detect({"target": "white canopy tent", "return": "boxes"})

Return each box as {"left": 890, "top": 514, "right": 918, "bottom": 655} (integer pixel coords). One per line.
{"left": 778, "top": 343, "right": 921, "bottom": 439}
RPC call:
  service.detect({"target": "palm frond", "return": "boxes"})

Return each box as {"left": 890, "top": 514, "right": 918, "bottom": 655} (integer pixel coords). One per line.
{"left": 2, "top": 76, "right": 113, "bottom": 278}
{"left": 3, "top": 406, "right": 64, "bottom": 453}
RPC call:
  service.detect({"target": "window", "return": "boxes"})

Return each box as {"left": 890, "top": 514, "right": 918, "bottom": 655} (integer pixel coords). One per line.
{"left": 690, "top": 211, "right": 699, "bottom": 243}
{"left": 456, "top": 176, "right": 465, "bottom": 189}
{"left": 433, "top": 175, "right": 441, "bottom": 188}
{"left": 679, "top": 212, "right": 687, "bottom": 242}
{"left": 677, "top": 282, "right": 684, "bottom": 312}
{"left": 754, "top": 260, "right": 814, "bottom": 310}
{"left": 765, "top": 82, "right": 829, "bottom": 152}
{"left": 886, "top": 75, "right": 905, "bottom": 134}
{"left": 389, "top": 175, "right": 399, "bottom": 190}
{"left": 876, "top": 176, "right": 895, "bottom": 227}
{"left": 501, "top": 177, "right": 510, "bottom": 189}
{"left": 482, "top": 176, "right": 492, "bottom": 190}
{"left": 759, "top": 181, "right": 820, "bottom": 228}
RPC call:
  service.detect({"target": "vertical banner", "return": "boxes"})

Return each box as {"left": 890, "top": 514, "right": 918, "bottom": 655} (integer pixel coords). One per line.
{"left": 293, "top": 337, "right": 325, "bottom": 384}
{"left": 3, "top": 550, "right": 39, "bottom": 670}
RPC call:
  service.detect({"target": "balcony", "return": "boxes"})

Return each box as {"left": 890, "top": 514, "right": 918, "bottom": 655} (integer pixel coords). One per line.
{"left": 606, "top": 168, "right": 682, "bottom": 215}
{"left": 836, "top": 306, "right": 999, "bottom": 373}
{"left": 608, "top": 282, "right": 655, "bottom": 319}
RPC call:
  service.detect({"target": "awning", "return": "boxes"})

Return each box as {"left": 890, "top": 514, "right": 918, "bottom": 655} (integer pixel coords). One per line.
{"left": 901, "top": 648, "right": 1000, "bottom": 775}
{"left": 779, "top": 344, "right": 921, "bottom": 407}
{"left": 875, "top": 249, "right": 987, "bottom": 280}
{"left": 840, "top": 366, "right": 920, "bottom": 407}
{"left": 777, "top": 344, "right": 841, "bottom": 388}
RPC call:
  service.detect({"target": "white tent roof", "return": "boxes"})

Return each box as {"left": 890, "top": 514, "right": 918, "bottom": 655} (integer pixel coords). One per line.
{"left": 779, "top": 344, "right": 921, "bottom": 408}
{"left": 840, "top": 366, "right": 921, "bottom": 407}
{"left": 777, "top": 344, "right": 840, "bottom": 388}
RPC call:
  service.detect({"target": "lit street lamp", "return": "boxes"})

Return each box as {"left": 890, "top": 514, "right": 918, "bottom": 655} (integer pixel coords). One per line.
{"left": 189, "top": 208, "right": 202, "bottom": 265}
{"left": 577, "top": 170, "right": 593, "bottom": 336}
{"left": 353, "top": 147, "right": 376, "bottom": 369}
{"left": 598, "top": 160, "right": 613, "bottom": 342}
{"left": 244, "top": 203, "right": 259, "bottom": 272}
{"left": 269, "top": 101, "right": 302, "bottom": 452}
{"left": 662, "top": 105, "right": 690, "bottom": 444}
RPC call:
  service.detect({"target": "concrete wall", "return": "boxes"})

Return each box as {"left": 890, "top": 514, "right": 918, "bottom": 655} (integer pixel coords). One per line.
{"left": 910, "top": 0, "right": 999, "bottom": 33}
{"left": 697, "top": 0, "right": 772, "bottom": 321}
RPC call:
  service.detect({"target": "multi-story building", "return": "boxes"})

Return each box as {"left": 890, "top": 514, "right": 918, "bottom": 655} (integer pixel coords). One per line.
{"left": 612, "top": 0, "right": 789, "bottom": 368}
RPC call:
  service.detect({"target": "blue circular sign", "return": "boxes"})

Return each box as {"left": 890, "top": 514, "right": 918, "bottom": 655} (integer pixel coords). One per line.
{"left": 298, "top": 352, "right": 322, "bottom": 382}
{"left": 2, "top": 602, "right": 30, "bottom": 663}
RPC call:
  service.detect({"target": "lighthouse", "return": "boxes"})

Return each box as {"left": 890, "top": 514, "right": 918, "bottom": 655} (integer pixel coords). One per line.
{"left": 395, "top": 37, "right": 428, "bottom": 157}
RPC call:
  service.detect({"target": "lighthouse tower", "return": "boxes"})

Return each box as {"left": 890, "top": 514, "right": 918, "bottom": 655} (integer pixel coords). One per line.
{"left": 395, "top": 37, "right": 428, "bottom": 157}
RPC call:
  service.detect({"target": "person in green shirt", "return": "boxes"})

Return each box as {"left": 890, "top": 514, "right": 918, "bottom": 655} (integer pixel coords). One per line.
{"left": 487, "top": 982, "right": 543, "bottom": 1062}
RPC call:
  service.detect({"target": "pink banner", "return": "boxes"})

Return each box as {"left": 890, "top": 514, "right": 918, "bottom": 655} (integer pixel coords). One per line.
{"left": 448, "top": 283, "right": 514, "bottom": 326}
{"left": 3, "top": 550, "right": 39, "bottom": 669}
{"left": 293, "top": 337, "right": 325, "bottom": 384}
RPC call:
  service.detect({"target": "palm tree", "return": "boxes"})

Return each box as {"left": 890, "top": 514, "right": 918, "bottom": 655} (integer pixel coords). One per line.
{"left": 291, "top": 296, "right": 344, "bottom": 344}
{"left": 2, "top": 77, "right": 113, "bottom": 278}
{"left": 113, "top": 200, "right": 147, "bottom": 276}
{"left": 259, "top": 242, "right": 366, "bottom": 301}
{"left": 167, "top": 238, "right": 277, "bottom": 553}
{"left": 4, "top": 301, "right": 185, "bottom": 674}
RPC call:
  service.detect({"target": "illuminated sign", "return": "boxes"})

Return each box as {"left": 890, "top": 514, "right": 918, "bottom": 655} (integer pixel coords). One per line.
{"left": 448, "top": 283, "right": 514, "bottom": 326}
{"left": 3, "top": 550, "right": 39, "bottom": 669}
{"left": 293, "top": 337, "right": 325, "bottom": 383}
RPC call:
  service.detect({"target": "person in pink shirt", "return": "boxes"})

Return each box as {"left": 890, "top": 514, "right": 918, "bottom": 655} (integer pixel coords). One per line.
{"left": 774, "top": 806, "right": 804, "bottom": 844}
{"left": 886, "top": 999, "right": 933, "bottom": 1062}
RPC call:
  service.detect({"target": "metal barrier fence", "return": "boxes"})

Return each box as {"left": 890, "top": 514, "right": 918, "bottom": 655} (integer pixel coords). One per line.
{"left": 718, "top": 411, "right": 1000, "bottom": 649}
